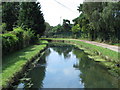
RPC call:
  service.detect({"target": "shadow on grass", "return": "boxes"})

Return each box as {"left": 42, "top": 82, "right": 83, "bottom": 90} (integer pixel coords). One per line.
{"left": 2, "top": 45, "right": 37, "bottom": 71}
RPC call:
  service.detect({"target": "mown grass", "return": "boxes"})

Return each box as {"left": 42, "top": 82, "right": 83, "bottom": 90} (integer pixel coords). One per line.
{"left": 72, "top": 40, "right": 119, "bottom": 62}
{"left": 44, "top": 38, "right": 119, "bottom": 63}
{"left": 1, "top": 40, "right": 48, "bottom": 88}
{"left": 44, "top": 38, "right": 120, "bottom": 75}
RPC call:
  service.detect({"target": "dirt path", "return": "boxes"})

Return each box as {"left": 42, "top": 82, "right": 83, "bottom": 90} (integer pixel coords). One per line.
{"left": 73, "top": 39, "right": 120, "bottom": 53}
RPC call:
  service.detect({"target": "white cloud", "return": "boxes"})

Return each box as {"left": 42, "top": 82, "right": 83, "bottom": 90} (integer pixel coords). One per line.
{"left": 37, "top": 0, "right": 83, "bottom": 26}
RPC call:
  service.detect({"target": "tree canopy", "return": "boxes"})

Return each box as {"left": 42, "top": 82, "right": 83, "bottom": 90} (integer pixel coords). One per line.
{"left": 2, "top": 2, "right": 46, "bottom": 36}
{"left": 73, "top": 2, "right": 120, "bottom": 42}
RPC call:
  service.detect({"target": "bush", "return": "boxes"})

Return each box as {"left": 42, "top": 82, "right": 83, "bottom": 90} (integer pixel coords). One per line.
{"left": 11, "top": 27, "right": 24, "bottom": 49}
{"left": 23, "top": 28, "right": 37, "bottom": 47}
{"left": 2, "top": 33, "right": 19, "bottom": 55}
{"left": 2, "top": 27, "right": 37, "bottom": 56}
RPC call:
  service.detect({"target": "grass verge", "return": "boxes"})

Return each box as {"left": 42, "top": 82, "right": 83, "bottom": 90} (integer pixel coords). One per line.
{"left": 44, "top": 38, "right": 119, "bottom": 62}
{"left": 1, "top": 40, "right": 48, "bottom": 88}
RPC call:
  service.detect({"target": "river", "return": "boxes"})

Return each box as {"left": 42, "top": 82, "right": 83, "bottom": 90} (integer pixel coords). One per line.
{"left": 17, "top": 43, "right": 118, "bottom": 88}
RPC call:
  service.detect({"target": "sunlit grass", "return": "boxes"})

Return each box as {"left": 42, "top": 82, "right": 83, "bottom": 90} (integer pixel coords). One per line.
{"left": 45, "top": 38, "right": 119, "bottom": 63}
{"left": 1, "top": 40, "right": 47, "bottom": 88}
{"left": 72, "top": 40, "right": 119, "bottom": 62}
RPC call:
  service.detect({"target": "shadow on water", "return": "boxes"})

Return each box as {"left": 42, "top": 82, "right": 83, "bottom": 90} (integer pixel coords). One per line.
{"left": 17, "top": 43, "right": 119, "bottom": 89}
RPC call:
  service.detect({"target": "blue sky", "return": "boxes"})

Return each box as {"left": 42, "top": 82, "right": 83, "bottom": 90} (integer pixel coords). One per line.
{"left": 37, "top": 0, "right": 83, "bottom": 26}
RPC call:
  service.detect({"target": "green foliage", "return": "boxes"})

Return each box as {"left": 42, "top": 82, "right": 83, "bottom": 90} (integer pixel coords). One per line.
{"left": 2, "top": 2, "right": 45, "bottom": 56}
{"left": 44, "top": 24, "right": 66, "bottom": 38}
{"left": 0, "top": 23, "right": 7, "bottom": 33}
{"left": 71, "top": 24, "right": 80, "bottom": 33}
{"left": 71, "top": 24, "right": 81, "bottom": 38}
{"left": 73, "top": 13, "right": 90, "bottom": 39}
{"left": 2, "top": 2, "right": 46, "bottom": 36}
{"left": 2, "top": 27, "right": 37, "bottom": 56}
{"left": 73, "top": 2, "right": 120, "bottom": 42}
{"left": 18, "top": 2, "right": 45, "bottom": 35}
{"left": 2, "top": 2, "right": 19, "bottom": 31}
{"left": 44, "top": 22, "right": 51, "bottom": 37}
{"left": 44, "top": 19, "right": 73, "bottom": 38}
{"left": 23, "top": 28, "right": 38, "bottom": 46}
{"left": 12, "top": 27, "right": 24, "bottom": 38}
{"left": 2, "top": 33, "right": 19, "bottom": 55}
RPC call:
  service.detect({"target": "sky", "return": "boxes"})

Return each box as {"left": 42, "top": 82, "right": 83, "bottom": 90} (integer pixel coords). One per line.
{"left": 37, "top": 0, "right": 83, "bottom": 26}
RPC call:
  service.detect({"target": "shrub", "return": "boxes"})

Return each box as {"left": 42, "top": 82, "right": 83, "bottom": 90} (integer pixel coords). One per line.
{"left": 2, "top": 33, "right": 18, "bottom": 55}
{"left": 23, "top": 28, "right": 35, "bottom": 47}
{"left": 11, "top": 27, "right": 24, "bottom": 49}
{"left": 2, "top": 27, "right": 37, "bottom": 56}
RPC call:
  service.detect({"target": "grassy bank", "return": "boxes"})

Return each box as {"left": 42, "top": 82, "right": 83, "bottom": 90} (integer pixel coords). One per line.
{"left": 1, "top": 40, "right": 48, "bottom": 88}
{"left": 43, "top": 38, "right": 120, "bottom": 75}
{"left": 44, "top": 38, "right": 119, "bottom": 61}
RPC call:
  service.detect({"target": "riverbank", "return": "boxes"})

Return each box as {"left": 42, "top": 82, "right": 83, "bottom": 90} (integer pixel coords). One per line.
{"left": 73, "top": 39, "right": 120, "bottom": 53}
{"left": 1, "top": 40, "right": 48, "bottom": 89}
{"left": 42, "top": 38, "right": 120, "bottom": 76}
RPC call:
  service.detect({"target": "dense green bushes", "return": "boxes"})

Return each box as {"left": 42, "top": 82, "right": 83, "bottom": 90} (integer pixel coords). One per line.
{"left": 2, "top": 27, "right": 38, "bottom": 55}
{"left": 2, "top": 2, "right": 46, "bottom": 56}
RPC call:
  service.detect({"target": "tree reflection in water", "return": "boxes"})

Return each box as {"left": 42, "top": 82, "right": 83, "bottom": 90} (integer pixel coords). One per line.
{"left": 49, "top": 43, "right": 73, "bottom": 59}
{"left": 25, "top": 48, "right": 51, "bottom": 88}
{"left": 73, "top": 48, "right": 118, "bottom": 88}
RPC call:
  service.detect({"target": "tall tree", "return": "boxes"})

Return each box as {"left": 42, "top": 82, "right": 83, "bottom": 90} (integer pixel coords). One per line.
{"left": 74, "top": 2, "right": 120, "bottom": 42}
{"left": 2, "top": 2, "right": 19, "bottom": 31}
{"left": 18, "top": 2, "right": 46, "bottom": 36}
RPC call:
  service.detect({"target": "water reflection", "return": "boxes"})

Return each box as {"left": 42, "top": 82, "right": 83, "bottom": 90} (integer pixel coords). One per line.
{"left": 73, "top": 49, "right": 118, "bottom": 88}
{"left": 27, "top": 53, "right": 47, "bottom": 88}
{"left": 49, "top": 43, "right": 73, "bottom": 59}
{"left": 18, "top": 43, "right": 119, "bottom": 88}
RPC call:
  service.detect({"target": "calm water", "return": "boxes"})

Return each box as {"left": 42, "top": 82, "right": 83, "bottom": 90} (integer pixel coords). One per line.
{"left": 17, "top": 43, "right": 119, "bottom": 88}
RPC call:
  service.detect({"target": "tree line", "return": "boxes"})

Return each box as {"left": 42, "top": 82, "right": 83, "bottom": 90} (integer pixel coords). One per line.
{"left": 73, "top": 2, "right": 120, "bottom": 43}
{"left": 2, "top": 2, "right": 45, "bottom": 35}
{"left": 44, "top": 19, "right": 72, "bottom": 38}
{"left": 45, "top": 2, "right": 120, "bottom": 43}
{"left": 1, "top": 2, "right": 46, "bottom": 55}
